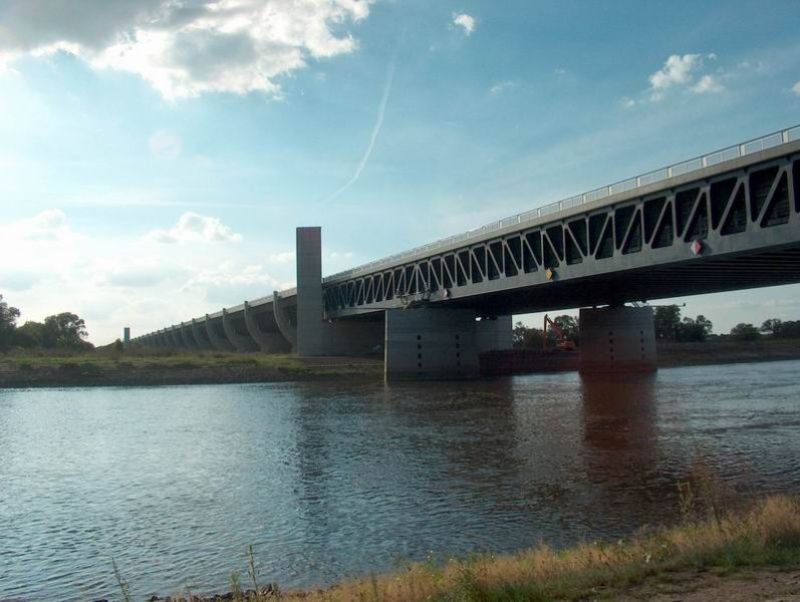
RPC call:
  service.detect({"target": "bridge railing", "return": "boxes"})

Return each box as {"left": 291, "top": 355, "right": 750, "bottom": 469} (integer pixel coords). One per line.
{"left": 322, "top": 124, "right": 800, "bottom": 284}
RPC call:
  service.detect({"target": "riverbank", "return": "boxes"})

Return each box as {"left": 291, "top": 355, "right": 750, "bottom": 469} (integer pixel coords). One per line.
{"left": 133, "top": 494, "right": 800, "bottom": 601}
{"left": 481, "top": 337, "right": 800, "bottom": 375}
{"left": 0, "top": 349, "right": 383, "bottom": 388}
{"left": 0, "top": 338, "right": 798, "bottom": 387}
{"left": 657, "top": 337, "right": 800, "bottom": 366}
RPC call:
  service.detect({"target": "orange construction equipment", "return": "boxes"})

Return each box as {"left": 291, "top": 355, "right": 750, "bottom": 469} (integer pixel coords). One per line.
{"left": 543, "top": 314, "right": 576, "bottom": 352}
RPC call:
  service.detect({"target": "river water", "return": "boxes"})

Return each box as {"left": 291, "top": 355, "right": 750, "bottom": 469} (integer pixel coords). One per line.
{"left": 2, "top": 360, "right": 800, "bottom": 600}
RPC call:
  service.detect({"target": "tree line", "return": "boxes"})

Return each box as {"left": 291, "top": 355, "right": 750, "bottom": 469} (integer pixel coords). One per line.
{"left": 0, "top": 294, "right": 91, "bottom": 351}
{"left": 512, "top": 305, "right": 800, "bottom": 349}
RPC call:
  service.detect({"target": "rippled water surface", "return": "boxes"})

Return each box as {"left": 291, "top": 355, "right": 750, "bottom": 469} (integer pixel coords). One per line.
{"left": 2, "top": 360, "right": 800, "bottom": 600}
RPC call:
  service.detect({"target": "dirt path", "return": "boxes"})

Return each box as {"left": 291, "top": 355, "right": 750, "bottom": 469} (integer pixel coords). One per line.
{"left": 608, "top": 567, "right": 800, "bottom": 601}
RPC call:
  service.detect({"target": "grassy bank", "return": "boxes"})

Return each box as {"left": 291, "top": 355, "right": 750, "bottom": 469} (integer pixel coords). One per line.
{"left": 657, "top": 337, "right": 800, "bottom": 367}
{"left": 169, "top": 494, "right": 800, "bottom": 601}
{"left": 0, "top": 348, "right": 383, "bottom": 387}
{"left": 1, "top": 338, "right": 798, "bottom": 387}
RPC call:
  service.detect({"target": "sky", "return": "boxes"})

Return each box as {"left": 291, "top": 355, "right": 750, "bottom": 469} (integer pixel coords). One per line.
{"left": 1, "top": 0, "right": 799, "bottom": 345}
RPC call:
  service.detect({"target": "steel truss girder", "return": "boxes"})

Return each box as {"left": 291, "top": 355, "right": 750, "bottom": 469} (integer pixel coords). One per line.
{"left": 324, "top": 153, "right": 800, "bottom": 317}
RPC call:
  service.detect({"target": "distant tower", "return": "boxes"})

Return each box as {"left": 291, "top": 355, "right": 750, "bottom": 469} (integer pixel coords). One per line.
{"left": 123, "top": 327, "right": 131, "bottom": 345}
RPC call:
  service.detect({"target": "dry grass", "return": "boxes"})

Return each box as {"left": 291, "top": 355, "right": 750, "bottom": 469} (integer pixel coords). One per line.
{"left": 217, "top": 495, "right": 800, "bottom": 602}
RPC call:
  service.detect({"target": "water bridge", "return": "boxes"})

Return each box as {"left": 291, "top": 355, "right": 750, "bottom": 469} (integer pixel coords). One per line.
{"left": 131, "top": 125, "right": 800, "bottom": 379}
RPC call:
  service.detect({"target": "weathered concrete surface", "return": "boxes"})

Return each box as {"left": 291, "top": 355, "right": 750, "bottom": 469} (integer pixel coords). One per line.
{"left": 273, "top": 292, "right": 297, "bottom": 351}
{"left": 476, "top": 315, "right": 513, "bottom": 352}
{"left": 296, "top": 227, "right": 324, "bottom": 356}
{"left": 323, "top": 317, "right": 384, "bottom": 356}
{"left": 191, "top": 318, "right": 214, "bottom": 351}
{"left": 244, "top": 301, "right": 291, "bottom": 353}
{"left": 579, "top": 306, "right": 656, "bottom": 373}
{"left": 222, "top": 309, "right": 258, "bottom": 352}
{"left": 384, "top": 307, "right": 479, "bottom": 381}
{"left": 205, "top": 315, "right": 236, "bottom": 352}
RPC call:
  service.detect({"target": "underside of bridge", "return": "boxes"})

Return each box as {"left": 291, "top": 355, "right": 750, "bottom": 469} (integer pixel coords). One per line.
{"left": 452, "top": 244, "right": 800, "bottom": 317}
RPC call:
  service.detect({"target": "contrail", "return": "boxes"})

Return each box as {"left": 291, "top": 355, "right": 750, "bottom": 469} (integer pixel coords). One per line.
{"left": 322, "top": 45, "right": 398, "bottom": 203}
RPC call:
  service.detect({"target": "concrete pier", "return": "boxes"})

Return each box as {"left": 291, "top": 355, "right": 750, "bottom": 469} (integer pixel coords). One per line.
{"left": 205, "top": 315, "right": 235, "bottom": 352}
{"left": 296, "top": 227, "right": 325, "bottom": 356}
{"left": 222, "top": 309, "right": 258, "bottom": 352}
{"left": 168, "top": 327, "right": 184, "bottom": 349}
{"left": 179, "top": 322, "right": 198, "bottom": 350}
{"left": 384, "top": 308, "right": 479, "bottom": 381}
{"left": 273, "top": 292, "right": 297, "bottom": 351}
{"left": 476, "top": 316, "right": 513, "bottom": 352}
{"left": 191, "top": 318, "right": 213, "bottom": 350}
{"left": 244, "top": 301, "right": 290, "bottom": 353}
{"left": 579, "top": 306, "right": 656, "bottom": 373}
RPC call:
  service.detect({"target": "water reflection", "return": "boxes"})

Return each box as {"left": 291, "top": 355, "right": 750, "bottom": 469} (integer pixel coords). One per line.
{"left": 582, "top": 374, "right": 659, "bottom": 488}
{"left": 3, "top": 362, "right": 800, "bottom": 600}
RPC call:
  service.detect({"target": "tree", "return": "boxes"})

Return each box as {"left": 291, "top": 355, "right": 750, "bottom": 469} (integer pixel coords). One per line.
{"left": 760, "top": 319, "right": 783, "bottom": 336}
{"left": 695, "top": 315, "right": 713, "bottom": 338}
{"left": 676, "top": 315, "right": 713, "bottom": 342}
{"left": 730, "top": 323, "right": 760, "bottom": 341}
{"left": 654, "top": 305, "right": 682, "bottom": 340}
{"left": 777, "top": 320, "right": 800, "bottom": 339}
{"left": 13, "top": 321, "right": 45, "bottom": 348}
{"left": 552, "top": 315, "right": 579, "bottom": 343}
{"left": 0, "top": 294, "right": 21, "bottom": 350}
{"left": 41, "top": 312, "right": 89, "bottom": 349}
{"left": 512, "top": 322, "right": 544, "bottom": 349}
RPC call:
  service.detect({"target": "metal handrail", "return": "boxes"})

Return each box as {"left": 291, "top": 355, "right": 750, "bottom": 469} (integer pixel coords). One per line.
{"left": 132, "top": 124, "right": 800, "bottom": 341}
{"left": 323, "top": 124, "right": 800, "bottom": 283}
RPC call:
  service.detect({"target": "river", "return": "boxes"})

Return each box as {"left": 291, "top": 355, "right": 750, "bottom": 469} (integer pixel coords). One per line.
{"left": 2, "top": 360, "right": 800, "bottom": 600}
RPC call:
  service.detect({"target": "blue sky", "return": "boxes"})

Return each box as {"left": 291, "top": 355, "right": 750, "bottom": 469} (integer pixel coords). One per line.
{"left": 1, "top": 0, "right": 799, "bottom": 344}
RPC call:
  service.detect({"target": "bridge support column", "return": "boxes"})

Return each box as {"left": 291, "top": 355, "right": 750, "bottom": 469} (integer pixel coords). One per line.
{"left": 191, "top": 318, "right": 214, "bottom": 351}
{"left": 323, "top": 317, "right": 385, "bottom": 356}
{"left": 168, "top": 327, "right": 185, "bottom": 349}
{"left": 273, "top": 292, "right": 297, "bottom": 352}
{"left": 476, "top": 315, "right": 513, "bottom": 352}
{"left": 222, "top": 309, "right": 258, "bottom": 352}
{"left": 244, "top": 301, "right": 291, "bottom": 353}
{"left": 384, "top": 308, "right": 479, "bottom": 381}
{"left": 205, "top": 315, "right": 235, "bottom": 352}
{"left": 579, "top": 306, "right": 656, "bottom": 373}
{"left": 179, "top": 322, "right": 199, "bottom": 350}
{"left": 296, "top": 226, "right": 325, "bottom": 356}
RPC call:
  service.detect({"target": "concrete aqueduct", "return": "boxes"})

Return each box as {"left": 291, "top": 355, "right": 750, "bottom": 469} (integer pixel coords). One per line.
{"left": 131, "top": 125, "right": 800, "bottom": 380}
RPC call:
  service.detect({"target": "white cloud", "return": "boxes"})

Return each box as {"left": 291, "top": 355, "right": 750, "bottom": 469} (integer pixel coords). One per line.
{"left": 691, "top": 74, "right": 724, "bottom": 94}
{"left": 489, "top": 81, "right": 517, "bottom": 95}
{"left": 649, "top": 54, "right": 702, "bottom": 99}
{"left": 554, "top": 68, "right": 566, "bottom": 75}
{"left": 0, "top": 0, "right": 373, "bottom": 99}
{"left": 452, "top": 13, "right": 476, "bottom": 36}
{"left": 181, "top": 262, "right": 281, "bottom": 304}
{"left": 792, "top": 81, "right": 800, "bottom": 96}
{"left": 148, "top": 130, "right": 182, "bottom": 160}
{"left": 0, "top": 209, "right": 297, "bottom": 345}
{"left": 1, "top": 209, "right": 77, "bottom": 243}
{"left": 620, "top": 97, "right": 636, "bottom": 109}
{"left": 647, "top": 53, "right": 725, "bottom": 101}
{"left": 269, "top": 251, "right": 296, "bottom": 264}
{"left": 145, "top": 212, "right": 242, "bottom": 244}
